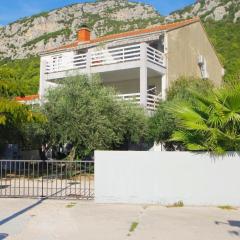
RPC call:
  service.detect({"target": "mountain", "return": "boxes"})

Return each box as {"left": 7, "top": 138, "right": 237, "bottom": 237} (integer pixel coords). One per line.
{"left": 0, "top": 0, "right": 239, "bottom": 96}
{"left": 167, "top": 0, "right": 240, "bottom": 22}
{"left": 0, "top": 0, "right": 163, "bottom": 60}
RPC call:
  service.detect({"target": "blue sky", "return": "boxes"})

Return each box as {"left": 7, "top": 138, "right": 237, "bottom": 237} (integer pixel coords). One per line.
{"left": 0, "top": 0, "right": 194, "bottom": 26}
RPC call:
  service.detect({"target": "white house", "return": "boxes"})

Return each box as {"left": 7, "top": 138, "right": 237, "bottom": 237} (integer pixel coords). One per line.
{"left": 39, "top": 17, "right": 223, "bottom": 111}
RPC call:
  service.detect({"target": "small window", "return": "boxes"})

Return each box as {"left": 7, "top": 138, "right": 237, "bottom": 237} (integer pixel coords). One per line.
{"left": 149, "top": 35, "right": 164, "bottom": 53}
{"left": 52, "top": 55, "right": 63, "bottom": 71}
{"left": 198, "top": 55, "right": 209, "bottom": 79}
{"left": 75, "top": 49, "right": 87, "bottom": 55}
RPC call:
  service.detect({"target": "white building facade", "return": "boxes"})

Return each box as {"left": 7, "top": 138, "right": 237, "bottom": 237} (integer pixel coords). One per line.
{"left": 39, "top": 18, "right": 223, "bottom": 111}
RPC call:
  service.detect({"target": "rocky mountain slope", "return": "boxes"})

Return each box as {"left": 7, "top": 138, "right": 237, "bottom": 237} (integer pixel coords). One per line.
{"left": 0, "top": 0, "right": 239, "bottom": 96}
{"left": 167, "top": 0, "right": 240, "bottom": 22}
{"left": 0, "top": 0, "right": 163, "bottom": 60}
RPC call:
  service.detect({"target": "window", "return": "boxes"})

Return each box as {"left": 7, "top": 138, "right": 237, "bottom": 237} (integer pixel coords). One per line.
{"left": 149, "top": 35, "right": 164, "bottom": 53}
{"left": 52, "top": 55, "right": 63, "bottom": 72}
{"left": 198, "top": 55, "right": 209, "bottom": 79}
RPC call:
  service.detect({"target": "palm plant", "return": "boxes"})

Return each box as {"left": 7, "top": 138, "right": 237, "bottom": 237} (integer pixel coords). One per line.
{"left": 168, "top": 83, "right": 240, "bottom": 154}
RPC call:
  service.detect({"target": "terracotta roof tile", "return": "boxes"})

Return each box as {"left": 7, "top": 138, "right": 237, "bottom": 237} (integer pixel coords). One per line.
{"left": 15, "top": 94, "right": 39, "bottom": 102}
{"left": 89, "top": 17, "right": 199, "bottom": 44}
{"left": 45, "top": 17, "right": 199, "bottom": 54}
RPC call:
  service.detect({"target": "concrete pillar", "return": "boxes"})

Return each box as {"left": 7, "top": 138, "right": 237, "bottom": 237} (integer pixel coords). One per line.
{"left": 161, "top": 74, "right": 167, "bottom": 101}
{"left": 140, "top": 66, "right": 148, "bottom": 107}
{"left": 39, "top": 58, "right": 47, "bottom": 103}
{"left": 140, "top": 43, "right": 148, "bottom": 108}
{"left": 86, "top": 50, "right": 91, "bottom": 75}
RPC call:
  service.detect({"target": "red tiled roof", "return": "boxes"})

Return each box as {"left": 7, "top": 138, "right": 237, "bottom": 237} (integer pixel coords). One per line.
{"left": 44, "top": 17, "right": 199, "bottom": 53}
{"left": 15, "top": 94, "right": 39, "bottom": 102}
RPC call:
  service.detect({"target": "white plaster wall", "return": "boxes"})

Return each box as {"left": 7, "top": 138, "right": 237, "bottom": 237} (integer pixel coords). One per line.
{"left": 103, "top": 77, "right": 161, "bottom": 95}
{"left": 40, "top": 51, "right": 74, "bottom": 97}
{"left": 95, "top": 151, "right": 240, "bottom": 206}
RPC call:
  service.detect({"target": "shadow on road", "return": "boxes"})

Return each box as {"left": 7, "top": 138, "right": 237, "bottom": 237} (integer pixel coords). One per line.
{"left": 0, "top": 198, "right": 44, "bottom": 226}
{"left": 0, "top": 185, "right": 72, "bottom": 226}
{"left": 215, "top": 220, "right": 240, "bottom": 236}
{"left": 0, "top": 233, "right": 8, "bottom": 239}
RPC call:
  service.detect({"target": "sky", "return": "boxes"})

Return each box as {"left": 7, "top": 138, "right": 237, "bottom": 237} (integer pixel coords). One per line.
{"left": 0, "top": 0, "right": 195, "bottom": 26}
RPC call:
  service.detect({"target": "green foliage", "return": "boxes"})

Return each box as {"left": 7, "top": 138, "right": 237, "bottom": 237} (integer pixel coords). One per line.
{"left": 0, "top": 98, "right": 46, "bottom": 147}
{"left": 148, "top": 102, "right": 176, "bottom": 144}
{"left": 43, "top": 75, "right": 148, "bottom": 158}
{"left": 168, "top": 80, "right": 240, "bottom": 154}
{"left": 166, "top": 201, "right": 184, "bottom": 208}
{"left": 218, "top": 205, "right": 237, "bottom": 210}
{"left": 149, "top": 77, "right": 214, "bottom": 150}
{"left": 0, "top": 80, "right": 25, "bottom": 97}
{"left": 167, "top": 77, "right": 214, "bottom": 102}
{"left": 129, "top": 222, "right": 139, "bottom": 233}
{"left": 204, "top": 20, "right": 240, "bottom": 81}
{"left": 0, "top": 57, "right": 40, "bottom": 95}
{"left": 23, "top": 29, "right": 71, "bottom": 47}
{"left": 20, "top": 116, "right": 47, "bottom": 149}
{"left": 0, "top": 57, "right": 43, "bottom": 148}
{"left": 11, "top": 11, "right": 49, "bottom": 25}
{"left": 171, "top": 4, "right": 193, "bottom": 15}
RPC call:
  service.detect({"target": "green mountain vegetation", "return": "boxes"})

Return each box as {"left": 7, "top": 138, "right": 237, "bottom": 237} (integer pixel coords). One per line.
{"left": 204, "top": 20, "right": 240, "bottom": 81}
{"left": 0, "top": 57, "right": 40, "bottom": 96}
{"left": 0, "top": 71, "right": 45, "bottom": 149}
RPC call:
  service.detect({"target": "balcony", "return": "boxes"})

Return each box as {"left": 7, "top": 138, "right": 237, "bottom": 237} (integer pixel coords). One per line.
{"left": 45, "top": 43, "right": 166, "bottom": 76}
{"left": 117, "top": 92, "right": 162, "bottom": 111}
{"left": 41, "top": 43, "right": 166, "bottom": 112}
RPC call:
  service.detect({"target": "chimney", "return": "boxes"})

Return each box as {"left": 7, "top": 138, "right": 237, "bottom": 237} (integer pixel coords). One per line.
{"left": 77, "top": 25, "right": 91, "bottom": 42}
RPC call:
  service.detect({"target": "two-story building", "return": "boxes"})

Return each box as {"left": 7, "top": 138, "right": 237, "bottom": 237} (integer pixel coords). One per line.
{"left": 39, "top": 17, "right": 223, "bottom": 111}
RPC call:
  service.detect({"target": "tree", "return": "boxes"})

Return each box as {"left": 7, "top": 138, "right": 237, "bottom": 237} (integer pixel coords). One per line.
{"left": 204, "top": 20, "right": 240, "bottom": 82}
{"left": 0, "top": 57, "right": 40, "bottom": 95}
{"left": 43, "top": 75, "right": 148, "bottom": 158}
{"left": 148, "top": 102, "right": 177, "bottom": 150}
{"left": 0, "top": 79, "right": 45, "bottom": 150}
{"left": 168, "top": 82, "right": 240, "bottom": 154}
{"left": 167, "top": 76, "right": 214, "bottom": 102}
{"left": 0, "top": 98, "right": 45, "bottom": 148}
{"left": 149, "top": 77, "right": 213, "bottom": 150}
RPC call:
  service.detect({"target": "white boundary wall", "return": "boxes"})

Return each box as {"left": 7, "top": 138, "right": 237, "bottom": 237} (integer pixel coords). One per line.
{"left": 95, "top": 151, "right": 240, "bottom": 206}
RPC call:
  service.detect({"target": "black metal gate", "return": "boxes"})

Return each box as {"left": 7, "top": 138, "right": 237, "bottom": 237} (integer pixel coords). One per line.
{"left": 0, "top": 160, "right": 94, "bottom": 200}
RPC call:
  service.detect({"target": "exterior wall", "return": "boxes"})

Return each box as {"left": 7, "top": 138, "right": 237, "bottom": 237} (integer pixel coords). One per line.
{"left": 104, "top": 79, "right": 139, "bottom": 94}
{"left": 103, "top": 77, "right": 161, "bottom": 94}
{"left": 95, "top": 151, "right": 240, "bottom": 206}
{"left": 167, "top": 22, "right": 223, "bottom": 86}
{"left": 40, "top": 51, "right": 74, "bottom": 98}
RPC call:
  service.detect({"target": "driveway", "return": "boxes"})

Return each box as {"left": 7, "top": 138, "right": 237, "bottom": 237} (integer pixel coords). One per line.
{"left": 0, "top": 199, "right": 239, "bottom": 240}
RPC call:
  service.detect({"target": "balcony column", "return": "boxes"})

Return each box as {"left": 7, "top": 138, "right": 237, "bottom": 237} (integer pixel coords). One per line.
{"left": 86, "top": 50, "right": 91, "bottom": 75}
{"left": 161, "top": 74, "right": 167, "bottom": 100}
{"left": 39, "top": 59, "right": 47, "bottom": 104}
{"left": 140, "top": 43, "right": 148, "bottom": 108}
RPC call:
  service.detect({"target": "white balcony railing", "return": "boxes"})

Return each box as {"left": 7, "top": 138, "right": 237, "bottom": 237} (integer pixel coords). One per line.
{"left": 117, "top": 92, "right": 162, "bottom": 111}
{"left": 147, "top": 93, "right": 162, "bottom": 111}
{"left": 45, "top": 43, "right": 165, "bottom": 74}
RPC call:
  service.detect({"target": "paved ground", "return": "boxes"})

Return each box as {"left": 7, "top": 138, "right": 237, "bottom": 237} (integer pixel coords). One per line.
{"left": 0, "top": 199, "right": 239, "bottom": 240}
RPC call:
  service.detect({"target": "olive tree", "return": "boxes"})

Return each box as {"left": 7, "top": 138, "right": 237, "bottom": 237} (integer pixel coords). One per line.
{"left": 43, "top": 75, "right": 148, "bottom": 158}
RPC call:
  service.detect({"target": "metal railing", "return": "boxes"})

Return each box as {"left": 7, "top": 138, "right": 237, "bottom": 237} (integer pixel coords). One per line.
{"left": 147, "top": 93, "right": 162, "bottom": 111}
{"left": 90, "top": 44, "right": 141, "bottom": 67}
{"left": 117, "top": 93, "right": 141, "bottom": 105}
{"left": 147, "top": 45, "right": 165, "bottom": 67}
{"left": 117, "top": 92, "right": 162, "bottom": 111}
{"left": 0, "top": 160, "right": 94, "bottom": 200}
{"left": 45, "top": 43, "right": 165, "bottom": 74}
